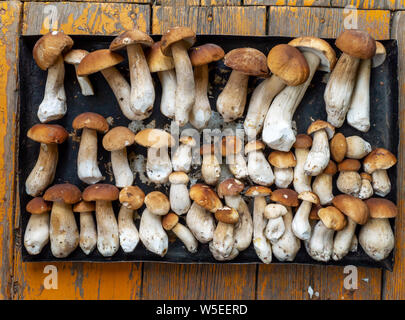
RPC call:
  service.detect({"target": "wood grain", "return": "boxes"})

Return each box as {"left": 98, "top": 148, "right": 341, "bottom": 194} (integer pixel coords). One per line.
{"left": 243, "top": 0, "right": 330, "bottom": 6}
{"left": 331, "top": 0, "right": 398, "bottom": 10}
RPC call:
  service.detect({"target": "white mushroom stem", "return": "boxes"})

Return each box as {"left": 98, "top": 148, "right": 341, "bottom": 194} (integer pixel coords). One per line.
{"left": 307, "top": 220, "right": 334, "bottom": 262}
{"left": 274, "top": 167, "right": 293, "bottom": 188}
{"left": 247, "top": 151, "right": 275, "bottom": 186}
{"left": 336, "top": 171, "right": 361, "bottom": 196}
{"left": 172, "top": 143, "right": 192, "bottom": 173}
{"left": 227, "top": 153, "right": 248, "bottom": 180}
{"left": 201, "top": 154, "right": 221, "bottom": 185}
{"left": 262, "top": 51, "right": 319, "bottom": 151}
{"left": 190, "top": 64, "right": 211, "bottom": 129}
{"left": 38, "top": 55, "right": 67, "bottom": 123}
{"left": 77, "top": 128, "right": 103, "bottom": 185}
{"left": 73, "top": 64, "right": 94, "bottom": 96}
{"left": 26, "top": 143, "right": 58, "bottom": 197}
{"left": 293, "top": 148, "right": 312, "bottom": 193}
{"left": 304, "top": 130, "right": 330, "bottom": 176}
{"left": 313, "top": 174, "right": 333, "bottom": 205}
{"left": 359, "top": 218, "right": 394, "bottom": 261}
{"left": 158, "top": 70, "right": 177, "bottom": 119}
{"left": 111, "top": 148, "right": 134, "bottom": 188}
{"left": 232, "top": 199, "right": 253, "bottom": 252}
{"left": 350, "top": 234, "right": 358, "bottom": 252}
{"left": 210, "top": 221, "right": 235, "bottom": 258}
{"left": 146, "top": 147, "right": 173, "bottom": 184}
{"left": 118, "top": 206, "right": 139, "bottom": 253}
{"left": 252, "top": 196, "right": 272, "bottom": 264}
{"left": 172, "top": 223, "right": 198, "bottom": 253}
{"left": 332, "top": 217, "right": 357, "bottom": 260}
{"left": 210, "top": 244, "right": 239, "bottom": 261}
{"left": 24, "top": 213, "right": 50, "bottom": 255}
{"left": 292, "top": 200, "right": 312, "bottom": 240}
{"left": 139, "top": 208, "right": 168, "bottom": 256}
{"left": 95, "top": 200, "right": 119, "bottom": 257}
{"left": 49, "top": 202, "right": 79, "bottom": 258}
{"left": 359, "top": 178, "right": 373, "bottom": 200}
{"left": 79, "top": 212, "right": 97, "bottom": 255}
{"left": 186, "top": 201, "right": 215, "bottom": 243}
{"left": 372, "top": 170, "right": 391, "bottom": 197}
{"left": 170, "top": 182, "right": 191, "bottom": 215}
{"left": 324, "top": 53, "right": 360, "bottom": 127}
{"left": 265, "top": 217, "right": 285, "bottom": 243}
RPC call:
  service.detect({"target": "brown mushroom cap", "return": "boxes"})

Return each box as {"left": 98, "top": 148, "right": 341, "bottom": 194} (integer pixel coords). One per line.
{"left": 180, "top": 136, "right": 196, "bottom": 147}
{"left": 372, "top": 41, "right": 386, "bottom": 68}
{"left": 360, "top": 172, "right": 372, "bottom": 181}
{"left": 267, "top": 44, "right": 310, "bottom": 86}
{"left": 26, "top": 197, "right": 52, "bottom": 214}
{"left": 215, "top": 207, "right": 239, "bottom": 224}
{"left": 162, "top": 212, "right": 179, "bottom": 230}
{"left": 365, "top": 198, "right": 398, "bottom": 219}
{"left": 43, "top": 183, "right": 82, "bottom": 204}
{"left": 271, "top": 189, "right": 299, "bottom": 207}
{"left": 119, "top": 186, "right": 145, "bottom": 210}
{"left": 323, "top": 160, "right": 337, "bottom": 175}
{"left": 64, "top": 49, "right": 89, "bottom": 65}
{"left": 200, "top": 144, "right": 217, "bottom": 156}
{"left": 134, "top": 128, "right": 175, "bottom": 148}
{"left": 73, "top": 201, "right": 95, "bottom": 213}
{"left": 82, "top": 184, "right": 119, "bottom": 202}
{"left": 109, "top": 29, "right": 154, "bottom": 51}
{"left": 77, "top": 49, "right": 124, "bottom": 76}
{"left": 217, "top": 178, "right": 244, "bottom": 198}
{"left": 336, "top": 29, "right": 376, "bottom": 60}
{"left": 189, "top": 184, "right": 223, "bottom": 213}
{"left": 33, "top": 31, "right": 74, "bottom": 70}
{"left": 330, "top": 132, "right": 347, "bottom": 163}
{"left": 161, "top": 27, "right": 196, "bottom": 56}
{"left": 244, "top": 140, "right": 265, "bottom": 154}
{"left": 27, "top": 124, "right": 69, "bottom": 144}
{"left": 332, "top": 194, "right": 369, "bottom": 225}
{"left": 293, "top": 134, "right": 312, "bottom": 149}
{"left": 146, "top": 41, "right": 175, "bottom": 72}
{"left": 72, "top": 112, "right": 109, "bottom": 133}
{"left": 338, "top": 159, "right": 361, "bottom": 172}
{"left": 298, "top": 191, "right": 320, "bottom": 205}
{"left": 169, "top": 171, "right": 189, "bottom": 184}
{"left": 318, "top": 206, "right": 347, "bottom": 231}
{"left": 144, "top": 191, "right": 170, "bottom": 215}
{"left": 309, "top": 204, "right": 322, "bottom": 220}
{"left": 189, "top": 43, "right": 225, "bottom": 66}
{"left": 224, "top": 48, "right": 269, "bottom": 77}
{"left": 245, "top": 186, "right": 272, "bottom": 197}
{"left": 102, "top": 126, "right": 136, "bottom": 151}
{"left": 307, "top": 120, "right": 335, "bottom": 139}
{"left": 363, "top": 148, "right": 397, "bottom": 174}
{"left": 221, "top": 136, "right": 243, "bottom": 156}
{"left": 268, "top": 151, "right": 297, "bottom": 169}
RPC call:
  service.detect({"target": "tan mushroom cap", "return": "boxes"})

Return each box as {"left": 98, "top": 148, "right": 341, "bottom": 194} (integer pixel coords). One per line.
{"left": 102, "top": 126, "right": 136, "bottom": 151}
{"left": 363, "top": 148, "right": 397, "bottom": 174}
{"left": 267, "top": 44, "right": 310, "bottom": 86}
{"left": 271, "top": 189, "right": 299, "bottom": 207}
{"left": 134, "top": 128, "right": 175, "bottom": 149}
{"left": 298, "top": 191, "right": 320, "bottom": 205}
{"left": 119, "top": 186, "right": 145, "bottom": 210}
{"left": 307, "top": 120, "right": 335, "bottom": 139}
{"left": 200, "top": 144, "right": 217, "bottom": 156}
{"left": 332, "top": 194, "right": 369, "bottom": 225}
{"left": 27, "top": 124, "right": 69, "bottom": 144}
{"left": 64, "top": 49, "right": 89, "bottom": 65}
{"left": 318, "top": 206, "right": 347, "bottom": 231}
{"left": 221, "top": 136, "right": 243, "bottom": 156}
{"left": 146, "top": 41, "right": 174, "bottom": 72}
{"left": 372, "top": 41, "right": 386, "bottom": 68}
{"left": 338, "top": 159, "right": 361, "bottom": 172}
{"left": 360, "top": 172, "right": 372, "bottom": 181}
{"left": 365, "top": 198, "right": 398, "bottom": 219}
{"left": 169, "top": 171, "right": 189, "bottom": 184}
{"left": 72, "top": 112, "right": 109, "bottom": 133}
{"left": 217, "top": 178, "right": 244, "bottom": 198}
{"left": 161, "top": 27, "right": 196, "bottom": 56}
{"left": 336, "top": 29, "right": 376, "bottom": 59}
{"left": 215, "top": 207, "right": 239, "bottom": 224}
{"left": 109, "top": 29, "right": 154, "bottom": 51}
{"left": 330, "top": 132, "right": 347, "bottom": 163}
{"left": 83, "top": 184, "right": 119, "bottom": 202}
{"left": 77, "top": 49, "right": 124, "bottom": 76}
{"left": 162, "top": 212, "right": 179, "bottom": 230}
{"left": 293, "top": 134, "right": 312, "bottom": 149}
{"left": 288, "top": 36, "right": 337, "bottom": 72}
{"left": 189, "top": 184, "right": 223, "bottom": 213}
{"left": 43, "top": 183, "right": 82, "bottom": 204}
{"left": 33, "top": 31, "right": 74, "bottom": 70}
{"left": 180, "top": 136, "right": 196, "bottom": 147}
{"left": 144, "top": 191, "right": 170, "bottom": 215}
{"left": 323, "top": 160, "right": 337, "bottom": 175}
{"left": 309, "top": 204, "right": 322, "bottom": 220}
{"left": 224, "top": 48, "right": 269, "bottom": 77}
{"left": 245, "top": 186, "right": 272, "bottom": 197}
{"left": 26, "top": 197, "right": 52, "bottom": 215}
{"left": 73, "top": 201, "right": 95, "bottom": 213}
{"left": 244, "top": 140, "right": 265, "bottom": 154}
{"left": 189, "top": 43, "right": 225, "bottom": 66}
{"left": 268, "top": 151, "right": 297, "bottom": 169}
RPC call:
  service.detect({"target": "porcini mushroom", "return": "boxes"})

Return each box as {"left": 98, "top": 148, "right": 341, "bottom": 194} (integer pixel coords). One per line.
{"left": 144, "top": 191, "right": 170, "bottom": 216}
{"left": 336, "top": 159, "right": 362, "bottom": 196}
{"left": 64, "top": 49, "right": 94, "bottom": 96}
{"left": 25, "top": 124, "right": 69, "bottom": 196}
{"left": 169, "top": 172, "right": 191, "bottom": 215}
{"left": 186, "top": 201, "right": 216, "bottom": 244}
{"left": 330, "top": 132, "right": 347, "bottom": 163}
{"left": 200, "top": 144, "right": 221, "bottom": 186}
{"left": 245, "top": 140, "right": 274, "bottom": 186}
{"left": 172, "top": 136, "right": 196, "bottom": 173}
{"left": 312, "top": 160, "right": 337, "bottom": 205}
{"left": 222, "top": 136, "right": 248, "bottom": 180}
{"left": 139, "top": 207, "right": 168, "bottom": 257}
{"left": 359, "top": 173, "right": 374, "bottom": 200}
{"left": 268, "top": 151, "right": 297, "bottom": 188}
{"left": 293, "top": 134, "right": 313, "bottom": 193}
{"left": 189, "top": 183, "right": 223, "bottom": 213}
{"left": 73, "top": 200, "right": 97, "bottom": 255}
{"left": 163, "top": 212, "right": 198, "bottom": 253}
{"left": 345, "top": 136, "right": 371, "bottom": 159}
{"left": 292, "top": 191, "right": 320, "bottom": 240}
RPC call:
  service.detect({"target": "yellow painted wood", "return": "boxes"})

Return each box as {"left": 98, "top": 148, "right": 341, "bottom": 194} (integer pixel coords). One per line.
{"left": 331, "top": 0, "right": 398, "bottom": 10}
{"left": 243, "top": 0, "right": 330, "bottom": 6}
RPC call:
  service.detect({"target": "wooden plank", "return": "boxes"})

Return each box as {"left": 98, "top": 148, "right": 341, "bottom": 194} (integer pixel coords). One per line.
{"left": 331, "top": 0, "right": 397, "bottom": 10}
{"left": 20, "top": 0, "right": 151, "bottom": 2}
{"left": 22, "top": 2, "right": 151, "bottom": 35}
{"left": 201, "top": 0, "right": 242, "bottom": 5}
{"left": 243, "top": 0, "right": 330, "bottom": 6}
{"left": 268, "top": 6, "right": 391, "bottom": 40}
{"left": 159, "top": 0, "right": 201, "bottom": 5}
{"left": 0, "top": 0, "right": 21, "bottom": 300}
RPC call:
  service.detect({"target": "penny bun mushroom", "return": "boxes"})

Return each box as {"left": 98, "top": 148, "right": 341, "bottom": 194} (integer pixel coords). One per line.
{"left": 189, "top": 183, "right": 223, "bottom": 213}
{"left": 73, "top": 200, "right": 97, "bottom": 255}
{"left": 119, "top": 185, "right": 145, "bottom": 210}
{"left": 345, "top": 136, "right": 371, "bottom": 159}
{"left": 312, "top": 160, "right": 337, "bottom": 205}
{"left": 293, "top": 134, "right": 313, "bottom": 193}
{"left": 186, "top": 201, "right": 216, "bottom": 244}
{"left": 144, "top": 191, "right": 170, "bottom": 216}
{"left": 359, "top": 172, "right": 374, "bottom": 200}
{"left": 139, "top": 207, "right": 168, "bottom": 257}
{"left": 200, "top": 144, "right": 221, "bottom": 186}
{"left": 162, "top": 212, "right": 198, "bottom": 253}
{"left": 245, "top": 140, "right": 275, "bottom": 186}
{"left": 169, "top": 172, "right": 191, "bottom": 215}
{"left": 222, "top": 136, "right": 248, "bottom": 180}
{"left": 268, "top": 151, "right": 297, "bottom": 188}
{"left": 307, "top": 219, "right": 335, "bottom": 262}
{"left": 330, "top": 132, "right": 347, "bottom": 163}
{"left": 318, "top": 206, "right": 347, "bottom": 231}
{"left": 292, "top": 191, "right": 320, "bottom": 240}
{"left": 172, "top": 136, "right": 196, "bottom": 173}
{"left": 336, "top": 159, "right": 362, "bottom": 196}
{"left": 64, "top": 49, "right": 94, "bottom": 96}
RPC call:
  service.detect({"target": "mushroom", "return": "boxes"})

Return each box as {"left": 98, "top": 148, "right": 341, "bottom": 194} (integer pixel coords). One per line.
{"left": 73, "top": 201, "right": 97, "bottom": 255}
{"left": 268, "top": 151, "right": 297, "bottom": 188}
{"left": 244, "top": 44, "right": 309, "bottom": 139}
{"left": 245, "top": 186, "right": 273, "bottom": 264}
{"left": 169, "top": 172, "right": 191, "bottom": 215}
{"left": 43, "top": 183, "right": 81, "bottom": 258}
{"left": 363, "top": 148, "right": 397, "bottom": 197}
{"left": 221, "top": 136, "right": 248, "bottom": 180}
{"left": 312, "top": 160, "right": 337, "bottom": 205}
{"left": 336, "top": 159, "right": 362, "bottom": 196}
{"left": 33, "top": 31, "right": 73, "bottom": 122}
{"left": 139, "top": 207, "right": 168, "bottom": 257}
{"left": 345, "top": 136, "right": 371, "bottom": 159}
{"left": 102, "top": 126, "right": 136, "bottom": 188}
{"left": 73, "top": 112, "right": 109, "bottom": 185}
{"left": 263, "top": 37, "right": 336, "bottom": 151}
{"left": 330, "top": 132, "right": 347, "bottom": 163}
{"left": 144, "top": 191, "right": 171, "bottom": 216}
{"left": 350, "top": 234, "right": 359, "bottom": 252}
{"left": 172, "top": 136, "right": 196, "bottom": 173}
{"left": 245, "top": 140, "right": 274, "bottom": 186}
{"left": 293, "top": 134, "right": 313, "bottom": 193}
{"left": 359, "top": 173, "right": 374, "bottom": 200}
{"left": 161, "top": 27, "right": 196, "bottom": 126}
{"left": 25, "top": 124, "right": 69, "bottom": 196}
{"left": 292, "top": 191, "right": 320, "bottom": 241}
{"left": 189, "top": 44, "right": 225, "bottom": 129}
{"left": 110, "top": 30, "right": 155, "bottom": 119}
{"left": 200, "top": 144, "right": 221, "bottom": 186}
{"left": 82, "top": 184, "right": 120, "bottom": 257}
{"left": 118, "top": 186, "right": 145, "bottom": 253}
{"left": 347, "top": 41, "right": 387, "bottom": 132}
{"left": 332, "top": 194, "right": 369, "bottom": 260}
{"left": 304, "top": 120, "right": 335, "bottom": 176}
{"left": 217, "top": 48, "right": 268, "bottom": 122}
{"left": 163, "top": 212, "right": 198, "bottom": 253}
{"left": 134, "top": 128, "right": 175, "bottom": 184}
{"left": 64, "top": 49, "right": 94, "bottom": 96}
{"left": 186, "top": 201, "right": 216, "bottom": 244}
{"left": 263, "top": 203, "right": 288, "bottom": 243}
{"left": 359, "top": 198, "right": 397, "bottom": 261}
{"left": 324, "top": 29, "right": 376, "bottom": 127}
{"left": 189, "top": 183, "right": 223, "bottom": 213}
{"left": 24, "top": 197, "right": 51, "bottom": 255}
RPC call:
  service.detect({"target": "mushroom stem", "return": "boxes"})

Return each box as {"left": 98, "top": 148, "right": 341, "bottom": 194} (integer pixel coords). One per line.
{"left": 274, "top": 167, "right": 293, "bottom": 188}
{"left": 190, "top": 64, "right": 211, "bottom": 129}
{"left": 291, "top": 200, "right": 312, "bottom": 240}
{"left": 312, "top": 174, "right": 333, "bottom": 205}
{"left": 111, "top": 148, "right": 134, "bottom": 188}
{"left": 253, "top": 196, "right": 272, "bottom": 263}
{"left": 146, "top": 147, "right": 173, "bottom": 184}
{"left": 211, "top": 221, "right": 235, "bottom": 258}
{"left": 307, "top": 220, "right": 334, "bottom": 262}
{"left": 264, "top": 216, "right": 285, "bottom": 243}
{"left": 172, "top": 223, "right": 198, "bottom": 253}
{"left": 186, "top": 201, "right": 215, "bottom": 244}
{"left": 293, "top": 148, "right": 312, "bottom": 193}
{"left": 24, "top": 212, "right": 50, "bottom": 255}
{"left": 77, "top": 127, "right": 103, "bottom": 185}
{"left": 118, "top": 205, "right": 139, "bottom": 253}
{"left": 139, "top": 208, "right": 168, "bottom": 256}
{"left": 359, "top": 218, "right": 394, "bottom": 261}
{"left": 95, "top": 200, "right": 119, "bottom": 257}
{"left": 332, "top": 217, "right": 357, "bottom": 260}
{"left": 228, "top": 153, "right": 248, "bottom": 180}
{"left": 304, "top": 130, "right": 330, "bottom": 176}
{"left": 201, "top": 153, "right": 221, "bottom": 185}
{"left": 79, "top": 211, "right": 97, "bottom": 255}
{"left": 372, "top": 169, "right": 391, "bottom": 197}
{"left": 170, "top": 182, "right": 191, "bottom": 215}
{"left": 172, "top": 143, "right": 192, "bottom": 173}
{"left": 247, "top": 151, "right": 275, "bottom": 186}
{"left": 73, "top": 64, "right": 94, "bottom": 96}
{"left": 233, "top": 199, "right": 253, "bottom": 252}
{"left": 158, "top": 69, "right": 177, "bottom": 119}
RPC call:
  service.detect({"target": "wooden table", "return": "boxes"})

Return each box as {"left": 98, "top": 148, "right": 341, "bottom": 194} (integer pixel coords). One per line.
{"left": 1, "top": 0, "right": 404, "bottom": 300}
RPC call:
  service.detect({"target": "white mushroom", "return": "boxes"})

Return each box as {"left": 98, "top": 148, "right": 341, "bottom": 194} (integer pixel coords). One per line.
{"left": 169, "top": 172, "right": 191, "bottom": 215}
{"left": 245, "top": 140, "right": 274, "bottom": 186}
{"left": 292, "top": 191, "right": 320, "bottom": 241}
{"left": 293, "top": 134, "right": 313, "bottom": 193}
{"left": 200, "top": 144, "right": 221, "bottom": 186}
{"left": 210, "top": 207, "right": 239, "bottom": 259}
{"left": 350, "top": 234, "right": 358, "bottom": 252}
{"left": 221, "top": 136, "right": 248, "bottom": 180}
{"left": 73, "top": 201, "right": 97, "bottom": 255}
{"left": 172, "top": 136, "right": 196, "bottom": 173}
{"left": 186, "top": 201, "right": 216, "bottom": 244}
{"left": 336, "top": 159, "right": 362, "bottom": 197}
{"left": 64, "top": 49, "right": 94, "bottom": 96}
{"left": 312, "top": 160, "right": 337, "bottom": 206}
{"left": 144, "top": 191, "right": 171, "bottom": 216}
{"left": 139, "top": 208, "right": 168, "bottom": 257}
{"left": 163, "top": 213, "right": 198, "bottom": 253}
{"left": 268, "top": 151, "right": 297, "bottom": 188}
{"left": 358, "top": 173, "right": 374, "bottom": 200}
{"left": 345, "top": 136, "right": 372, "bottom": 159}
{"left": 332, "top": 217, "right": 357, "bottom": 261}
{"left": 307, "top": 220, "right": 335, "bottom": 262}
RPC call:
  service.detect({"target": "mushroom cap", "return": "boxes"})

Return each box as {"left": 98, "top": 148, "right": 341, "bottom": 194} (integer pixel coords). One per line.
{"left": 363, "top": 148, "right": 397, "bottom": 173}
{"left": 268, "top": 151, "right": 297, "bottom": 169}
{"left": 162, "top": 212, "right": 179, "bottom": 230}
{"left": 109, "top": 29, "right": 154, "bottom": 51}
{"left": 298, "top": 191, "right": 320, "bottom": 205}
{"left": 338, "top": 159, "right": 361, "bottom": 172}
{"left": 144, "top": 191, "right": 170, "bottom": 215}
{"left": 26, "top": 197, "right": 52, "bottom": 214}
{"left": 288, "top": 36, "right": 337, "bottom": 72}
{"left": 200, "top": 144, "right": 216, "bottom": 155}
{"left": 27, "top": 124, "right": 69, "bottom": 144}
{"left": 264, "top": 203, "right": 288, "bottom": 219}
{"left": 245, "top": 186, "right": 272, "bottom": 197}
{"left": 360, "top": 172, "right": 372, "bottom": 181}
{"left": 318, "top": 206, "right": 347, "bottom": 231}
{"left": 215, "top": 207, "right": 239, "bottom": 224}
{"left": 33, "top": 31, "right": 74, "bottom": 70}
{"left": 309, "top": 204, "right": 322, "bottom": 220}
{"left": 83, "top": 184, "right": 119, "bottom": 202}
{"left": 64, "top": 49, "right": 89, "bottom": 65}
{"left": 323, "top": 160, "right": 337, "bottom": 175}
{"left": 224, "top": 48, "right": 269, "bottom": 77}
{"left": 244, "top": 140, "right": 265, "bottom": 154}
{"left": 332, "top": 194, "right": 369, "bottom": 225}
{"left": 365, "top": 198, "right": 398, "bottom": 219}
{"left": 221, "top": 136, "right": 243, "bottom": 156}
{"left": 372, "top": 41, "right": 386, "bottom": 68}
{"left": 72, "top": 112, "right": 109, "bottom": 133}
{"left": 102, "top": 126, "right": 136, "bottom": 151}
{"left": 77, "top": 49, "right": 124, "bottom": 76}
{"left": 330, "top": 132, "right": 347, "bottom": 163}
{"left": 169, "top": 171, "right": 189, "bottom": 184}
{"left": 217, "top": 178, "right": 244, "bottom": 197}
{"left": 43, "top": 183, "right": 82, "bottom": 204}
{"left": 73, "top": 201, "right": 95, "bottom": 213}
{"left": 270, "top": 189, "right": 299, "bottom": 207}
{"left": 180, "top": 136, "right": 196, "bottom": 147}
{"left": 189, "top": 43, "right": 225, "bottom": 66}
{"left": 293, "top": 134, "right": 312, "bottom": 149}
{"left": 189, "top": 184, "right": 223, "bottom": 213}
{"left": 119, "top": 186, "right": 145, "bottom": 210}
{"left": 134, "top": 128, "right": 175, "bottom": 148}
{"left": 307, "top": 120, "right": 335, "bottom": 139}
{"left": 335, "top": 29, "right": 376, "bottom": 59}
{"left": 161, "top": 27, "right": 196, "bottom": 56}
{"left": 146, "top": 41, "right": 175, "bottom": 72}
{"left": 267, "top": 44, "right": 310, "bottom": 86}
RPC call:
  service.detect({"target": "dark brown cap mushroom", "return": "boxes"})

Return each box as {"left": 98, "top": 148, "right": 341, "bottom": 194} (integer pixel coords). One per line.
{"left": 109, "top": 29, "right": 154, "bottom": 51}
{"left": 268, "top": 151, "right": 297, "bottom": 169}
{"left": 224, "top": 48, "right": 269, "bottom": 77}
{"left": 102, "top": 126, "right": 136, "bottom": 151}
{"left": 365, "top": 198, "right": 398, "bottom": 219}
{"left": 189, "top": 43, "right": 225, "bottom": 66}
{"left": 307, "top": 120, "right": 335, "bottom": 139}
{"left": 332, "top": 194, "right": 369, "bottom": 225}
{"left": 162, "top": 212, "right": 180, "bottom": 230}
{"left": 335, "top": 29, "right": 376, "bottom": 60}
{"left": 82, "top": 184, "right": 119, "bottom": 202}
{"left": 73, "top": 201, "right": 95, "bottom": 213}
{"left": 27, "top": 124, "right": 69, "bottom": 144}
{"left": 363, "top": 148, "right": 397, "bottom": 174}
{"left": 189, "top": 184, "right": 223, "bottom": 213}
{"left": 245, "top": 186, "right": 272, "bottom": 197}
{"left": 214, "top": 207, "right": 239, "bottom": 224}
{"left": 72, "top": 112, "right": 109, "bottom": 133}
{"left": 43, "top": 183, "right": 82, "bottom": 204}
{"left": 146, "top": 41, "right": 175, "bottom": 73}
{"left": 77, "top": 49, "right": 124, "bottom": 76}
{"left": 271, "top": 189, "right": 299, "bottom": 207}
{"left": 293, "top": 134, "right": 312, "bottom": 149}
{"left": 318, "top": 206, "right": 347, "bottom": 231}
{"left": 26, "top": 197, "right": 52, "bottom": 214}
{"left": 338, "top": 159, "right": 361, "bottom": 172}
{"left": 119, "top": 186, "right": 145, "bottom": 210}
{"left": 217, "top": 178, "right": 244, "bottom": 198}
{"left": 323, "top": 160, "right": 337, "bottom": 175}
{"left": 161, "top": 27, "right": 196, "bottom": 56}
{"left": 330, "top": 132, "right": 347, "bottom": 163}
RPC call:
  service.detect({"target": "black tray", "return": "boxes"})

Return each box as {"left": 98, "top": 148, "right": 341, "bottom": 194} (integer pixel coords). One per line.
{"left": 18, "top": 35, "right": 399, "bottom": 270}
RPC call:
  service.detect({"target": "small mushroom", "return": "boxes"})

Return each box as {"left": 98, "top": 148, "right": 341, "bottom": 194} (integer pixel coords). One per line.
{"left": 186, "top": 201, "right": 216, "bottom": 244}
{"left": 163, "top": 212, "right": 198, "bottom": 253}
{"left": 345, "top": 136, "right": 371, "bottom": 159}
{"left": 73, "top": 201, "right": 97, "bottom": 255}
{"left": 330, "top": 132, "right": 347, "bottom": 163}
{"left": 312, "top": 160, "right": 337, "bottom": 206}
{"left": 172, "top": 136, "right": 196, "bottom": 173}
{"left": 268, "top": 151, "right": 297, "bottom": 188}
{"left": 73, "top": 112, "right": 109, "bottom": 185}
{"left": 359, "top": 173, "right": 374, "bottom": 200}
{"left": 336, "top": 159, "right": 362, "bottom": 196}
{"left": 293, "top": 134, "right": 313, "bottom": 193}
{"left": 139, "top": 207, "right": 168, "bottom": 257}
{"left": 221, "top": 136, "right": 248, "bottom": 180}
{"left": 306, "top": 220, "right": 334, "bottom": 262}
{"left": 144, "top": 191, "right": 170, "bottom": 216}
{"left": 169, "top": 172, "right": 191, "bottom": 215}
{"left": 200, "top": 144, "right": 221, "bottom": 186}
{"left": 292, "top": 191, "right": 320, "bottom": 241}
{"left": 189, "top": 183, "right": 223, "bottom": 213}
{"left": 245, "top": 140, "right": 274, "bottom": 186}
{"left": 64, "top": 49, "right": 94, "bottom": 96}
{"left": 25, "top": 124, "right": 69, "bottom": 196}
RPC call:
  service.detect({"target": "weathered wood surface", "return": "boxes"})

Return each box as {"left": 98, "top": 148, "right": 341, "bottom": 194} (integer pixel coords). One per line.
{"left": 331, "top": 0, "right": 403, "bottom": 10}
{"left": 243, "top": 0, "right": 330, "bottom": 6}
